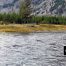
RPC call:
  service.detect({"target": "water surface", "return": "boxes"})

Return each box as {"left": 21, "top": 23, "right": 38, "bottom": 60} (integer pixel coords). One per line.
{"left": 0, "top": 32, "right": 66, "bottom": 66}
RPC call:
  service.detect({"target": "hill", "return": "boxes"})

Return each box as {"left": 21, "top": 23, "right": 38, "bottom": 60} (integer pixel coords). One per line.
{"left": 0, "top": 0, "right": 66, "bottom": 16}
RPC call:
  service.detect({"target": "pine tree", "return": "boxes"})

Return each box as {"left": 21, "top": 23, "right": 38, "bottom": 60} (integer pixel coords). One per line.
{"left": 19, "top": 0, "right": 31, "bottom": 23}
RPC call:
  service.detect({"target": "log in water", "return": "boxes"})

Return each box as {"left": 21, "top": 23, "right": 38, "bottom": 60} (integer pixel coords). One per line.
{"left": 0, "top": 32, "right": 66, "bottom": 66}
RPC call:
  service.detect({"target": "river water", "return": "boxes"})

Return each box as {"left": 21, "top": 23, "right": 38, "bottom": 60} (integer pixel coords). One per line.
{"left": 0, "top": 32, "right": 66, "bottom": 66}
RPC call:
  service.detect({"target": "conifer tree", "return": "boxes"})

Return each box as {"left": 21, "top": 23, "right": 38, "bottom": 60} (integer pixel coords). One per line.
{"left": 19, "top": 0, "right": 31, "bottom": 23}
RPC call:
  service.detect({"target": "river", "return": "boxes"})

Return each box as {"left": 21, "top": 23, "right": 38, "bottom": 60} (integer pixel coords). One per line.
{"left": 0, "top": 32, "right": 66, "bottom": 66}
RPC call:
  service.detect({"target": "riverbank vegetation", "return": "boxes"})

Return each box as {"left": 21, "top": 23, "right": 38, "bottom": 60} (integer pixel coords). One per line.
{"left": 0, "top": 24, "right": 66, "bottom": 32}
{"left": 0, "top": 13, "right": 66, "bottom": 32}
{"left": 0, "top": 13, "right": 66, "bottom": 25}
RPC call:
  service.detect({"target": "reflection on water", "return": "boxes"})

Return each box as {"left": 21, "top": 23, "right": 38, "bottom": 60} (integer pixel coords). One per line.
{"left": 0, "top": 32, "right": 66, "bottom": 66}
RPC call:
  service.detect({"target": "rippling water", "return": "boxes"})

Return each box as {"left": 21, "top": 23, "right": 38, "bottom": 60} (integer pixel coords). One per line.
{"left": 0, "top": 32, "right": 66, "bottom": 66}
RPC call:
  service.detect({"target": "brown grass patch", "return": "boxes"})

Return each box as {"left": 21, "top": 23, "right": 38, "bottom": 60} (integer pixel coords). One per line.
{"left": 0, "top": 24, "right": 66, "bottom": 32}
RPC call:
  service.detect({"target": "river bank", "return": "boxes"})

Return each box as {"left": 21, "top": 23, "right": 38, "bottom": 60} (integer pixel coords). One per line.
{"left": 0, "top": 24, "right": 66, "bottom": 32}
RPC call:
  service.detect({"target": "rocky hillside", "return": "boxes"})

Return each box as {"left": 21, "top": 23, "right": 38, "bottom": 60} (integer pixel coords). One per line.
{"left": 0, "top": 0, "right": 19, "bottom": 13}
{"left": 32, "top": 0, "right": 66, "bottom": 16}
{"left": 0, "top": 0, "right": 66, "bottom": 16}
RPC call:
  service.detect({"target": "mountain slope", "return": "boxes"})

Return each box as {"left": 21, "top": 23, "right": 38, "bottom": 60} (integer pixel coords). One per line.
{"left": 0, "top": 0, "right": 19, "bottom": 13}
{"left": 32, "top": 0, "right": 66, "bottom": 16}
{"left": 0, "top": 0, "right": 66, "bottom": 16}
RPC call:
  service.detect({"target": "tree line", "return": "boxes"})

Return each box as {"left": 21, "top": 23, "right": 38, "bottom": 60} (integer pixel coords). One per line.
{"left": 0, "top": 13, "right": 66, "bottom": 25}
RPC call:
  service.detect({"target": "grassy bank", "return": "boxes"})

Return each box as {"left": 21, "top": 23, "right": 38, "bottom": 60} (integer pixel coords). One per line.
{"left": 0, "top": 24, "right": 66, "bottom": 32}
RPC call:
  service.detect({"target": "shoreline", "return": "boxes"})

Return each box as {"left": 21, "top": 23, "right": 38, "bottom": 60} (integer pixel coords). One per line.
{"left": 0, "top": 24, "right": 66, "bottom": 33}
